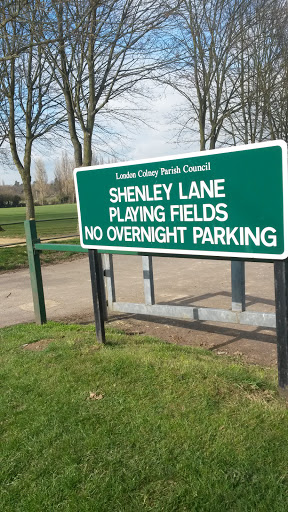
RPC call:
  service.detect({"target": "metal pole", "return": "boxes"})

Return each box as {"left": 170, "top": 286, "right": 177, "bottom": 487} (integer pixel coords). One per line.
{"left": 24, "top": 219, "right": 47, "bottom": 324}
{"left": 103, "top": 254, "right": 116, "bottom": 308}
{"left": 142, "top": 255, "right": 155, "bottom": 305}
{"left": 99, "top": 254, "right": 108, "bottom": 321}
{"left": 231, "top": 260, "right": 246, "bottom": 312}
{"left": 274, "top": 259, "right": 288, "bottom": 396}
{"left": 88, "top": 249, "right": 106, "bottom": 343}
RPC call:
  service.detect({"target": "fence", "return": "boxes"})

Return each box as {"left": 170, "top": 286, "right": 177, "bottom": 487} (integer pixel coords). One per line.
{"left": 0, "top": 216, "right": 78, "bottom": 248}
{"left": 3, "top": 218, "right": 288, "bottom": 392}
{"left": 18, "top": 219, "right": 277, "bottom": 331}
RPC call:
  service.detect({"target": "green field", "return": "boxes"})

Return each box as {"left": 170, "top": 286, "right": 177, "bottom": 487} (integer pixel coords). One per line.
{"left": 0, "top": 204, "right": 78, "bottom": 239}
{"left": 1, "top": 321, "right": 288, "bottom": 511}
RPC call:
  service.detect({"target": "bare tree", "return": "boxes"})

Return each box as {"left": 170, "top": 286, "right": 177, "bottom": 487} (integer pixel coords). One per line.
{"left": 46, "top": 0, "right": 177, "bottom": 167}
{"left": 0, "top": 1, "right": 64, "bottom": 218}
{"left": 34, "top": 158, "right": 48, "bottom": 205}
{"left": 162, "top": 0, "right": 250, "bottom": 151}
{"left": 0, "top": 1, "right": 63, "bottom": 63}
{"left": 221, "top": 0, "right": 288, "bottom": 145}
{"left": 54, "top": 151, "right": 75, "bottom": 203}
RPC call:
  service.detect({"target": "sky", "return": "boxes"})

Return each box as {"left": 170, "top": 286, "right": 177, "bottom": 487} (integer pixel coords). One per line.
{"left": 0, "top": 87, "right": 199, "bottom": 186}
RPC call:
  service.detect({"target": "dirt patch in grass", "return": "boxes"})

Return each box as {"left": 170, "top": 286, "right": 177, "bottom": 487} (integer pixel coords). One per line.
{"left": 0, "top": 236, "right": 80, "bottom": 247}
{"left": 0, "top": 238, "right": 26, "bottom": 247}
{"left": 106, "top": 314, "right": 277, "bottom": 368}
{"left": 22, "top": 339, "right": 54, "bottom": 351}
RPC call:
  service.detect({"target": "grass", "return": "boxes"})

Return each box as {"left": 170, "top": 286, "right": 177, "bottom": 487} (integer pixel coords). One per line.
{"left": 0, "top": 204, "right": 80, "bottom": 272}
{"left": 0, "top": 204, "right": 78, "bottom": 238}
{"left": 1, "top": 321, "right": 288, "bottom": 511}
{"left": 0, "top": 238, "right": 83, "bottom": 272}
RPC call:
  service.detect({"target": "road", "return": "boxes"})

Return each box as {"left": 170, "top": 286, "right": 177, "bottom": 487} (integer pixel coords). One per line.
{"left": 0, "top": 254, "right": 278, "bottom": 366}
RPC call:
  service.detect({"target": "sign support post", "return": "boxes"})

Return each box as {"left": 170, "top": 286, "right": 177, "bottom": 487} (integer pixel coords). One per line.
{"left": 88, "top": 249, "right": 106, "bottom": 343}
{"left": 98, "top": 254, "right": 108, "bottom": 321}
{"left": 24, "top": 219, "right": 47, "bottom": 325}
{"left": 231, "top": 261, "right": 246, "bottom": 312}
{"left": 274, "top": 259, "right": 288, "bottom": 395}
{"left": 142, "top": 256, "right": 155, "bottom": 305}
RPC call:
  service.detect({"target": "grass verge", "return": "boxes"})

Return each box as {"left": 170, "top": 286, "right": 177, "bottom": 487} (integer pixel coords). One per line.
{"left": 0, "top": 239, "right": 82, "bottom": 272}
{"left": 1, "top": 322, "right": 288, "bottom": 511}
{"left": 0, "top": 204, "right": 78, "bottom": 239}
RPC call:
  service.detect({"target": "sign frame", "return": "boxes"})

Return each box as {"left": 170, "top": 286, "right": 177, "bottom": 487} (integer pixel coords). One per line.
{"left": 74, "top": 140, "right": 288, "bottom": 261}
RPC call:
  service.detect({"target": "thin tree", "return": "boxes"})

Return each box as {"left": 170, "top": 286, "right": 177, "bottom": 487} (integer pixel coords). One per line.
{"left": 54, "top": 151, "right": 75, "bottom": 203}
{"left": 46, "top": 0, "right": 177, "bottom": 167}
{"left": 162, "top": 0, "right": 250, "bottom": 150}
{"left": 34, "top": 158, "right": 48, "bottom": 206}
{"left": 0, "top": 1, "right": 64, "bottom": 218}
{"left": 0, "top": 1, "right": 49, "bottom": 62}
{"left": 221, "top": 0, "right": 288, "bottom": 145}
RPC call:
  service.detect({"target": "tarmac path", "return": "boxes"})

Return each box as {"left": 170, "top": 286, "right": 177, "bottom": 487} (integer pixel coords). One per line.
{"left": 0, "top": 254, "right": 278, "bottom": 366}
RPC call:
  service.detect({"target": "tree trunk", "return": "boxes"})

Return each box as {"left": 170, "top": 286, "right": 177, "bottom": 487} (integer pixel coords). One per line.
{"left": 67, "top": 106, "right": 83, "bottom": 167}
{"left": 22, "top": 172, "right": 35, "bottom": 219}
{"left": 83, "top": 131, "right": 93, "bottom": 166}
{"left": 209, "top": 134, "right": 216, "bottom": 150}
{"left": 199, "top": 106, "right": 206, "bottom": 150}
{"left": 199, "top": 128, "right": 206, "bottom": 151}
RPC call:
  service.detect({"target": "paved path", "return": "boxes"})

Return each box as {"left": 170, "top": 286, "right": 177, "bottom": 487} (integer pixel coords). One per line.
{"left": 1, "top": 257, "right": 93, "bottom": 327}
{"left": 0, "top": 255, "right": 278, "bottom": 366}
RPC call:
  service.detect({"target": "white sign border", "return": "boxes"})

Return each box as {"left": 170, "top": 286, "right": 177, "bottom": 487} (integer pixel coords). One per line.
{"left": 74, "top": 140, "right": 288, "bottom": 260}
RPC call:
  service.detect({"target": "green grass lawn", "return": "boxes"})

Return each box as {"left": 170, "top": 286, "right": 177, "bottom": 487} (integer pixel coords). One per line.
{"left": 0, "top": 204, "right": 78, "bottom": 239}
{"left": 0, "top": 238, "right": 83, "bottom": 272}
{"left": 1, "top": 322, "right": 288, "bottom": 511}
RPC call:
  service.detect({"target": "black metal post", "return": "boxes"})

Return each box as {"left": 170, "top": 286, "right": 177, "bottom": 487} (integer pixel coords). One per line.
{"left": 88, "top": 249, "right": 106, "bottom": 343}
{"left": 274, "top": 258, "right": 288, "bottom": 396}
{"left": 98, "top": 254, "right": 108, "bottom": 321}
{"left": 103, "top": 254, "right": 116, "bottom": 308}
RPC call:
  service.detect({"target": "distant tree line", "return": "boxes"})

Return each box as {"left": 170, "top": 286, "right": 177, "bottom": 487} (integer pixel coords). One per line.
{"left": 33, "top": 151, "right": 116, "bottom": 206}
{"left": 0, "top": 151, "right": 117, "bottom": 207}
{"left": 32, "top": 152, "right": 75, "bottom": 206}
{"left": 0, "top": 0, "right": 287, "bottom": 218}
{"left": 0, "top": 179, "right": 24, "bottom": 207}
{"left": 0, "top": 192, "right": 23, "bottom": 208}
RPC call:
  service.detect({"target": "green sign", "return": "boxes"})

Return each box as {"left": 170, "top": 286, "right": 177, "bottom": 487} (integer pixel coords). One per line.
{"left": 74, "top": 141, "right": 288, "bottom": 260}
